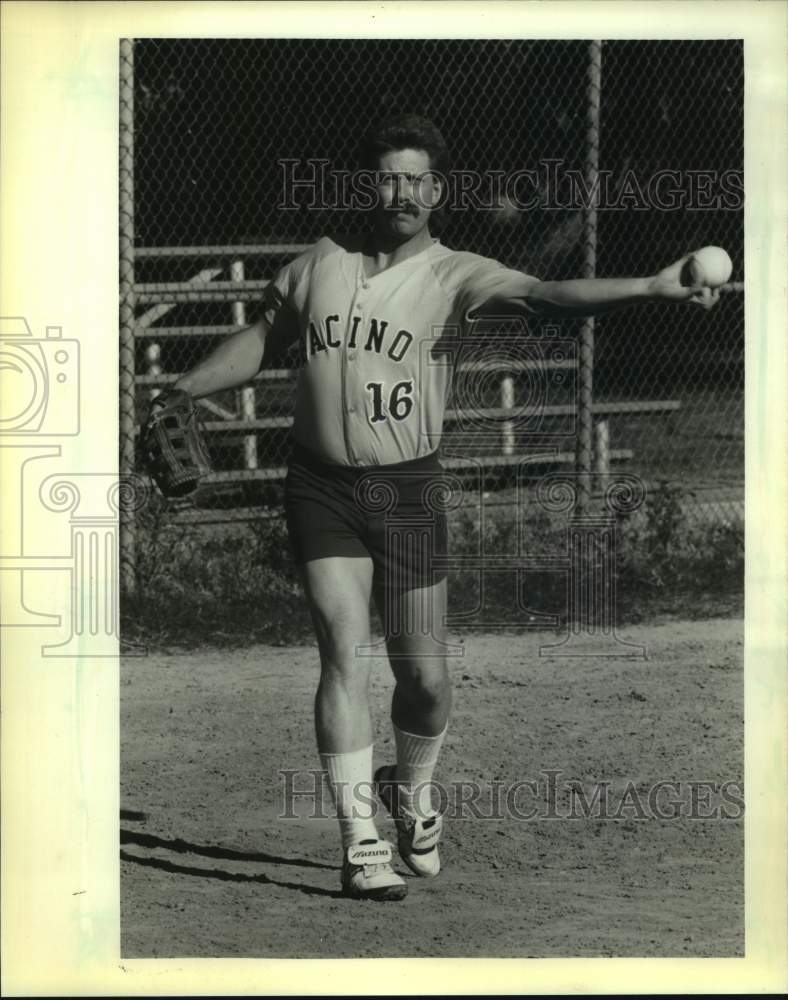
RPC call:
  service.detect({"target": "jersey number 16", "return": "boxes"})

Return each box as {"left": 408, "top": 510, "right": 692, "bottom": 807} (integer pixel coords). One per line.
{"left": 365, "top": 380, "right": 414, "bottom": 423}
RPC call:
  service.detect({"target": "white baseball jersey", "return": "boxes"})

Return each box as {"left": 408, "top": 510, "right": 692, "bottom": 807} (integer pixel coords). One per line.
{"left": 269, "top": 235, "right": 536, "bottom": 466}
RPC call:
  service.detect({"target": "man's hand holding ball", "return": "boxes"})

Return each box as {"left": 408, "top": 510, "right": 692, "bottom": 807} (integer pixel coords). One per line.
{"left": 649, "top": 245, "right": 734, "bottom": 310}
{"left": 681, "top": 246, "right": 733, "bottom": 288}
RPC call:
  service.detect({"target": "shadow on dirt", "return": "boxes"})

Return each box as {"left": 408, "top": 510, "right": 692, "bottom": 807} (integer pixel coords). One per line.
{"left": 120, "top": 823, "right": 342, "bottom": 899}
{"left": 121, "top": 827, "right": 335, "bottom": 871}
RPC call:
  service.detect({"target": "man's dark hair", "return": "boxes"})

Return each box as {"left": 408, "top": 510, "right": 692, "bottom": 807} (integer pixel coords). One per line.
{"left": 360, "top": 113, "right": 451, "bottom": 175}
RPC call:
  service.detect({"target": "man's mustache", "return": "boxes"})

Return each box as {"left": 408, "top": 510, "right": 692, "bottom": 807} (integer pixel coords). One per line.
{"left": 382, "top": 202, "right": 420, "bottom": 215}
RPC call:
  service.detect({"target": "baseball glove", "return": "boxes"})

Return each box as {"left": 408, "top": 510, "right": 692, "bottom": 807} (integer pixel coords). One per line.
{"left": 141, "top": 388, "right": 211, "bottom": 498}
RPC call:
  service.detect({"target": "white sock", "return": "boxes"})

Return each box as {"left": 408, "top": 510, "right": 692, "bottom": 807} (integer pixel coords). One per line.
{"left": 319, "top": 744, "right": 379, "bottom": 850}
{"left": 393, "top": 724, "right": 447, "bottom": 818}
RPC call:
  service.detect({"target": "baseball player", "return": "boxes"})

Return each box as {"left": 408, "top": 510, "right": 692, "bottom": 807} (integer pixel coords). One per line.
{"left": 167, "top": 115, "right": 721, "bottom": 901}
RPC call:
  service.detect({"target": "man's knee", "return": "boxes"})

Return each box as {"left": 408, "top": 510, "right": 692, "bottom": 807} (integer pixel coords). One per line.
{"left": 317, "top": 635, "right": 371, "bottom": 690}
{"left": 309, "top": 605, "right": 369, "bottom": 670}
{"left": 395, "top": 660, "right": 450, "bottom": 706}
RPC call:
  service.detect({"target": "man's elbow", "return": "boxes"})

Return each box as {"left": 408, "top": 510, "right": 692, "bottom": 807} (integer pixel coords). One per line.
{"left": 522, "top": 282, "right": 589, "bottom": 319}
{"left": 469, "top": 284, "right": 542, "bottom": 321}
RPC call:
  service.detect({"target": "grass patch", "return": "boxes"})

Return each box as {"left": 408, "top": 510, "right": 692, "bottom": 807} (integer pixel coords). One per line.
{"left": 123, "top": 483, "right": 743, "bottom": 651}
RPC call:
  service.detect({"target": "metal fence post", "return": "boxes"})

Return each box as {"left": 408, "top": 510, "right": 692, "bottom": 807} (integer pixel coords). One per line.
{"left": 577, "top": 40, "right": 602, "bottom": 514}
{"left": 119, "top": 38, "right": 137, "bottom": 594}
{"left": 501, "top": 374, "right": 515, "bottom": 456}
{"left": 594, "top": 419, "right": 610, "bottom": 476}
{"left": 231, "top": 259, "right": 258, "bottom": 469}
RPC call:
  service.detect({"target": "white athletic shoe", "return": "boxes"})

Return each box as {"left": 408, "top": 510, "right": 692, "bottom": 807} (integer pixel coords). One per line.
{"left": 374, "top": 764, "right": 443, "bottom": 878}
{"left": 341, "top": 838, "right": 407, "bottom": 901}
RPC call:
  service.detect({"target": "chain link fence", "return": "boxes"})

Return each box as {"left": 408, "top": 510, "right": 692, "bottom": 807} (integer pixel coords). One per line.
{"left": 595, "top": 41, "right": 743, "bottom": 516}
{"left": 120, "top": 38, "right": 743, "bottom": 595}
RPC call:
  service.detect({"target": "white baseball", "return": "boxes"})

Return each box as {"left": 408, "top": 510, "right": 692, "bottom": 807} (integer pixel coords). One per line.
{"left": 688, "top": 246, "right": 733, "bottom": 288}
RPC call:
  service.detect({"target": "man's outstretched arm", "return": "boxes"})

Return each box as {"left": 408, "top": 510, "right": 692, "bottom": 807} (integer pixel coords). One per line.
{"left": 174, "top": 321, "right": 267, "bottom": 399}
{"left": 174, "top": 291, "right": 297, "bottom": 398}
{"left": 470, "top": 253, "right": 725, "bottom": 320}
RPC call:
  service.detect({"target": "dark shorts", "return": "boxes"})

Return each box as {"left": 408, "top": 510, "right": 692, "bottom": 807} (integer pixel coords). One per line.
{"left": 284, "top": 441, "right": 450, "bottom": 590}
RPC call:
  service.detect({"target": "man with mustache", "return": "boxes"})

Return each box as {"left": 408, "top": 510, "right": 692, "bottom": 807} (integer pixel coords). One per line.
{"left": 171, "top": 114, "right": 722, "bottom": 901}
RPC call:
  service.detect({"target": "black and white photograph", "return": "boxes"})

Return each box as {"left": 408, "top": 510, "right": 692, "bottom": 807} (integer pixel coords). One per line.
{"left": 122, "top": 33, "right": 747, "bottom": 957}
{"left": 1, "top": 2, "right": 786, "bottom": 995}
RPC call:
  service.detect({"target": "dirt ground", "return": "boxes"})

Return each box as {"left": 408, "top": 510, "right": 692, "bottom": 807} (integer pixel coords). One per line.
{"left": 121, "top": 616, "right": 743, "bottom": 959}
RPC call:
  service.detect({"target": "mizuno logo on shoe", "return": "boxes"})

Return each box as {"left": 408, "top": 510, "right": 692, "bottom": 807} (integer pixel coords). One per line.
{"left": 347, "top": 842, "right": 393, "bottom": 864}
{"left": 410, "top": 816, "right": 443, "bottom": 848}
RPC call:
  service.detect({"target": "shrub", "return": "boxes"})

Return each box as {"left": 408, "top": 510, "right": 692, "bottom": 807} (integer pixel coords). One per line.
{"left": 615, "top": 481, "right": 744, "bottom": 615}
{"left": 123, "top": 494, "right": 310, "bottom": 648}
{"left": 123, "top": 486, "right": 743, "bottom": 649}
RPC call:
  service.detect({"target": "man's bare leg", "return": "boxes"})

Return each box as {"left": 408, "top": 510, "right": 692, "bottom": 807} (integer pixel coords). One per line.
{"left": 374, "top": 578, "right": 451, "bottom": 876}
{"left": 299, "top": 556, "right": 407, "bottom": 899}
